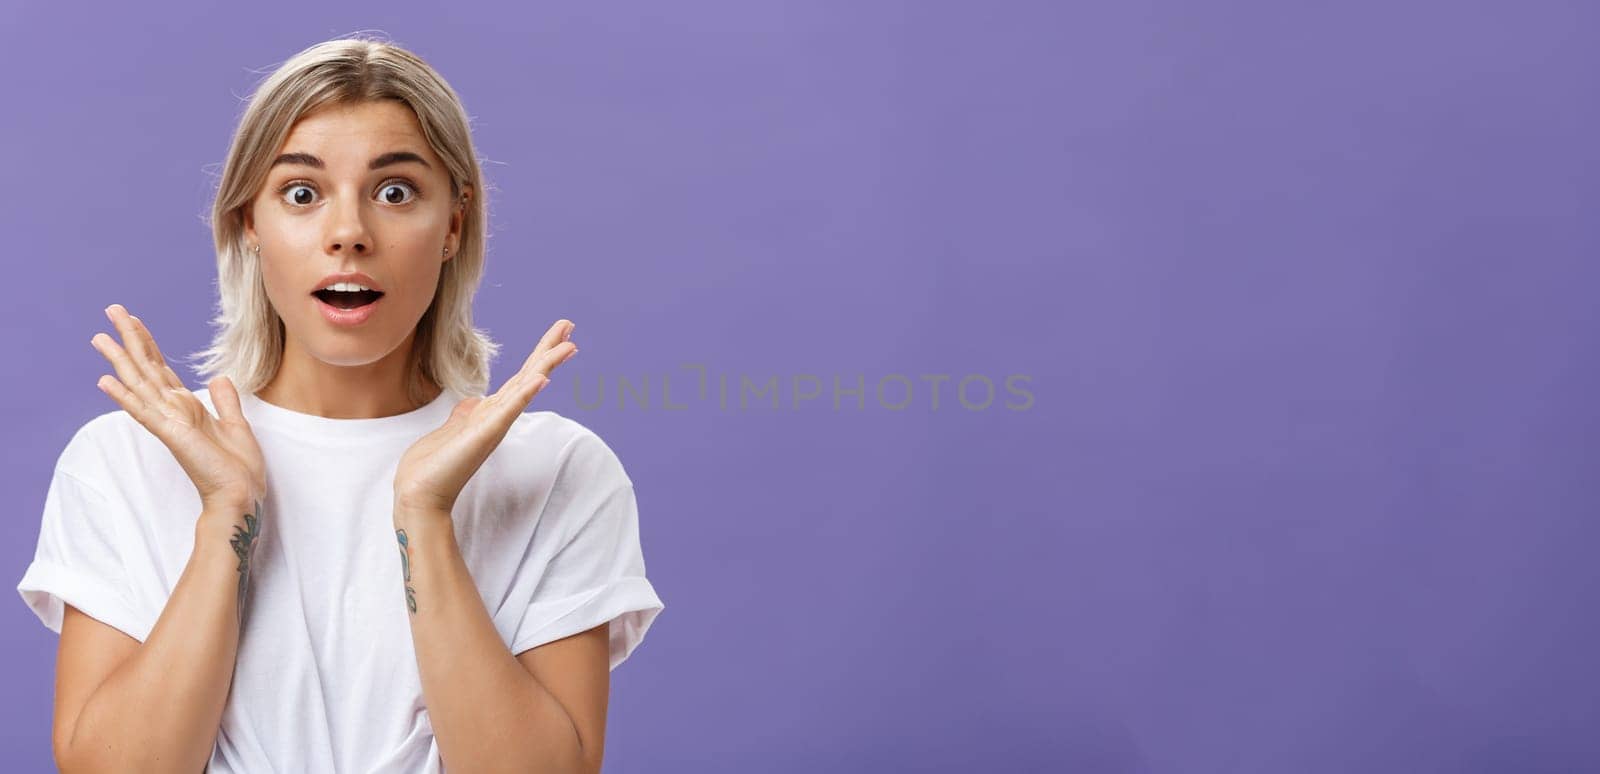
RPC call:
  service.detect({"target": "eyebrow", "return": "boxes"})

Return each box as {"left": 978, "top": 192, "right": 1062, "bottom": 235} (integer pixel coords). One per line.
{"left": 269, "top": 151, "right": 432, "bottom": 171}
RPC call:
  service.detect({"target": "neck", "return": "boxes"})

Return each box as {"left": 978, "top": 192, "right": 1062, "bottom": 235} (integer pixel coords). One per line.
{"left": 256, "top": 329, "right": 440, "bottom": 419}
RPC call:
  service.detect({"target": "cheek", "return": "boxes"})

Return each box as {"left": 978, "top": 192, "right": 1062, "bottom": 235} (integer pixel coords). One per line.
{"left": 390, "top": 263, "right": 445, "bottom": 310}
{"left": 256, "top": 260, "right": 303, "bottom": 309}
{"left": 384, "top": 237, "right": 445, "bottom": 275}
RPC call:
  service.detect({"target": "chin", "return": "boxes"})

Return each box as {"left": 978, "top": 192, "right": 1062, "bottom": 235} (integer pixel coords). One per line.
{"left": 291, "top": 324, "right": 403, "bottom": 364}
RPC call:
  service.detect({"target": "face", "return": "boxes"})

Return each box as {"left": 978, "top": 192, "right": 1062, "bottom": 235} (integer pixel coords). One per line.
{"left": 243, "top": 99, "right": 469, "bottom": 372}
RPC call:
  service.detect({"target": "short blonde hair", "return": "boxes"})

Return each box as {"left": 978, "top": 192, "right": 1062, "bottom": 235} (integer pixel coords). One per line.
{"left": 188, "top": 34, "right": 500, "bottom": 406}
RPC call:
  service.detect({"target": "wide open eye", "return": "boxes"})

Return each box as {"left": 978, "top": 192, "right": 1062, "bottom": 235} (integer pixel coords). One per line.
{"left": 280, "top": 183, "right": 317, "bottom": 206}
{"left": 378, "top": 181, "right": 418, "bottom": 205}
{"left": 275, "top": 180, "right": 419, "bottom": 207}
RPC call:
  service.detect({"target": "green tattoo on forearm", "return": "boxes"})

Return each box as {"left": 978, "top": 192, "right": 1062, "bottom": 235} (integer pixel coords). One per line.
{"left": 396, "top": 529, "right": 416, "bottom": 614}
{"left": 228, "top": 500, "right": 261, "bottom": 627}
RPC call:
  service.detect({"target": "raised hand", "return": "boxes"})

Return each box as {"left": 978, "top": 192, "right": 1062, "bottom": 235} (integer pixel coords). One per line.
{"left": 392, "top": 319, "right": 578, "bottom": 515}
{"left": 91, "top": 304, "right": 268, "bottom": 514}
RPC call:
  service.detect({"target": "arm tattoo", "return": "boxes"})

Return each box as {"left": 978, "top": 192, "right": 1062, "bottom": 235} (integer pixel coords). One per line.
{"left": 395, "top": 529, "right": 417, "bottom": 614}
{"left": 228, "top": 500, "right": 261, "bottom": 627}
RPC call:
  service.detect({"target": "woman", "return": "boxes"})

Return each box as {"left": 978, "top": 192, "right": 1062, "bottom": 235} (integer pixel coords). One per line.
{"left": 17, "top": 36, "right": 664, "bottom": 773}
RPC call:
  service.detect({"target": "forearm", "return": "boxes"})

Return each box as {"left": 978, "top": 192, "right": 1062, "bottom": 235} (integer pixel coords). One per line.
{"left": 394, "top": 504, "right": 587, "bottom": 774}
{"left": 60, "top": 499, "right": 260, "bottom": 774}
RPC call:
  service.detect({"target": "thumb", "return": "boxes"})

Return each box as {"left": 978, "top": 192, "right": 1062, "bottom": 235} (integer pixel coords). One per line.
{"left": 447, "top": 396, "right": 484, "bottom": 424}
{"left": 210, "top": 376, "right": 247, "bottom": 425}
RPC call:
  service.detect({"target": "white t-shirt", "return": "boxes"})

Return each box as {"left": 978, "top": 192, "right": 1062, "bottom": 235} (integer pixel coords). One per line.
{"left": 17, "top": 387, "right": 665, "bottom": 772}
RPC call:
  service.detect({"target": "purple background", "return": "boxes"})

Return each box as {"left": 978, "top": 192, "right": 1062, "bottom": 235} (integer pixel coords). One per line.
{"left": 4, "top": 1, "right": 1596, "bottom": 772}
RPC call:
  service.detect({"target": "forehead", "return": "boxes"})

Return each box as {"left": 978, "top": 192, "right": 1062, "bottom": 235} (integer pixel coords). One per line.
{"left": 277, "top": 100, "right": 436, "bottom": 162}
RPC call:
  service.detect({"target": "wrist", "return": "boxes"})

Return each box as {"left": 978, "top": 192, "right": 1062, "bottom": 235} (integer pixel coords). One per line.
{"left": 197, "top": 497, "right": 261, "bottom": 538}
{"left": 392, "top": 498, "right": 452, "bottom": 530}
{"left": 201, "top": 487, "right": 257, "bottom": 516}
{"left": 393, "top": 489, "right": 452, "bottom": 517}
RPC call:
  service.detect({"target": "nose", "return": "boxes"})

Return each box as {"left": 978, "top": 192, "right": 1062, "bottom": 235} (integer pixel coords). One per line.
{"left": 324, "top": 192, "right": 372, "bottom": 256}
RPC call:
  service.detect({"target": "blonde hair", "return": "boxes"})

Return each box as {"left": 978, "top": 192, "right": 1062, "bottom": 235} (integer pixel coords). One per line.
{"left": 187, "top": 34, "right": 500, "bottom": 406}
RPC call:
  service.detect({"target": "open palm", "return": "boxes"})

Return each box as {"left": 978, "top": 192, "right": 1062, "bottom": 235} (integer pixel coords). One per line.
{"left": 91, "top": 304, "right": 267, "bottom": 508}
{"left": 393, "top": 319, "right": 578, "bottom": 514}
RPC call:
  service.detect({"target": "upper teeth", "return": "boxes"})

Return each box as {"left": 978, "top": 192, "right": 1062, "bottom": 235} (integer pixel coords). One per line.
{"left": 322, "top": 282, "right": 375, "bottom": 292}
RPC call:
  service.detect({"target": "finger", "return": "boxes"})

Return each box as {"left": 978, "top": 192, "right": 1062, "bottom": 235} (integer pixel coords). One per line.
{"left": 101, "top": 305, "right": 164, "bottom": 399}
{"left": 95, "top": 373, "right": 145, "bottom": 416}
{"left": 91, "top": 328, "right": 163, "bottom": 406}
{"left": 490, "top": 321, "right": 575, "bottom": 400}
{"left": 482, "top": 374, "right": 548, "bottom": 424}
{"left": 128, "top": 314, "right": 186, "bottom": 390}
{"left": 96, "top": 370, "right": 197, "bottom": 449}
{"left": 547, "top": 319, "right": 575, "bottom": 350}
{"left": 209, "top": 376, "right": 246, "bottom": 425}
{"left": 105, "top": 305, "right": 151, "bottom": 364}
{"left": 523, "top": 319, "right": 578, "bottom": 378}
{"left": 530, "top": 339, "right": 577, "bottom": 377}
{"left": 503, "top": 342, "right": 574, "bottom": 401}
{"left": 530, "top": 319, "right": 573, "bottom": 360}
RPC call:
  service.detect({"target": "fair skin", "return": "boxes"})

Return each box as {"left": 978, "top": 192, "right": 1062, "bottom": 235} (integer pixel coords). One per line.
{"left": 243, "top": 99, "right": 461, "bottom": 417}
{"left": 68, "top": 99, "right": 611, "bottom": 773}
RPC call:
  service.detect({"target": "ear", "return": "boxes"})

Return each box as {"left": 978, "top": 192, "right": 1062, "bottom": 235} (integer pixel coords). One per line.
{"left": 241, "top": 205, "right": 257, "bottom": 248}
{"left": 444, "top": 185, "right": 473, "bottom": 262}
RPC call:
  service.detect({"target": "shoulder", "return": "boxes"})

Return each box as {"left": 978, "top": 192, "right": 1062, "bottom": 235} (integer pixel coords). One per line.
{"left": 499, "top": 409, "right": 634, "bottom": 489}
{"left": 53, "top": 406, "right": 161, "bottom": 488}
{"left": 54, "top": 389, "right": 223, "bottom": 492}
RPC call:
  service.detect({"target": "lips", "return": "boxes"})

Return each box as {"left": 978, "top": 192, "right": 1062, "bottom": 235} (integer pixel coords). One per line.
{"left": 313, "top": 271, "right": 384, "bottom": 294}
{"left": 309, "top": 271, "right": 386, "bottom": 326}
{"left": 312, "top": 287, "right": 385, "bottom": 309}
{"left": 315, "top": 292, "right": 383, "bottom": 327}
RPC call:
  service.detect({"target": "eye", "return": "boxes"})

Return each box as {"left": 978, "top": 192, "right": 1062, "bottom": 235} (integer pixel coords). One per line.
{"left": 279, "top": 182, "right": 317, "bottom": 207}
{"left": 377, "top": 180, "right": 419, "bottom": 205}
{"left": 274, "top": 179, "right": 421, "bottom": 208}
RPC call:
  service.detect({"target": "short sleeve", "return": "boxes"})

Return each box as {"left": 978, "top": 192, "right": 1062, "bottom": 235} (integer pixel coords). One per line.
{"left": 509, "top": 430, "right": 664, "bottom": 671}
{"left": 17, "top": 465, "right": 147, "bottom": 642}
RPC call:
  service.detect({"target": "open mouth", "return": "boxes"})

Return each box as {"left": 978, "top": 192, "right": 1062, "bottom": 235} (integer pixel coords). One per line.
{"left": 312, "top": 289, "right": 385, "bottom": 310}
